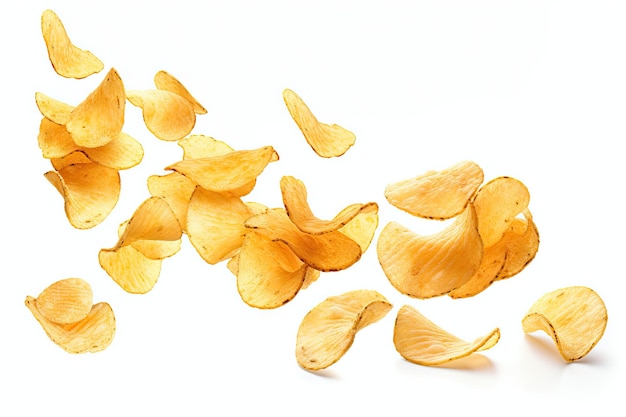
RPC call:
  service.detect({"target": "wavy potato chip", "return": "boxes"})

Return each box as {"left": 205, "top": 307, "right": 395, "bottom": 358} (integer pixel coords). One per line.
{"left": 522, "top": 286, "right": 608, "bottom": 362}
{"left": 99, "top": 244, "right": 164, "bottom": 294}
{"left": 41, "top": 9, "right": 104, "bottom": 79}
{"left": 154, "top": 70, "right": 207, "bottom": 114}
{"left": 296, "top": 290, "right": 392, "bottom": 371}
{"left": 127, "top": 89, "right": 196, "bottom": 141}
{"left": 35, "top": 92, "right": 73, "bottom": 125}
{"left": 147, "top": 172, "right": 196, "bottom": 229}
{"left": 394, "top": 305, "right": 500, "bottom": 366}
{"left": 32, "top": 278, "right": 93, "bottom": 325}
{"left": 283, "top": 88, "right": 355, "bottom": 158}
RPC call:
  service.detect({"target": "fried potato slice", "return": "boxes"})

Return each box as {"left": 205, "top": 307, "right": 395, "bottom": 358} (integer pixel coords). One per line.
{"left": 377, "top": 205, "right": 483, "bottom": 298}
{"left": 282, "top": 88, "right": 355, "bottom": 158}
{"left": 474, "top": 176, "right": 530, "bottom": 248}
{"left": 44, "top": 155, "right": 121, "bottom": 229}
{"left": 296, "top": 290, "right": 392, "bottom": 371}
{"left": 178, "top": 135, "right": 236, "bottom": 159}
{"left": 154, "top": 70, "right": 207, "bottom": 114}
{"left": 280, "top": 175, "right": 378, "bottom": 235}
{"left": 337, "top": 204, "right": 379, "bottom": 253}
{"left": 394, "top": 305, "right": 500, "bottom": 366}
{"left": 35, "top": 92, "right": 73, "bottom": 125}
{"left": 127, "top": 89, "right": 196, "bottom": 141}
{"left": 99, "top": 244, "right": 164, "bottom": 294}
{"left": 245, "top": 208, "right": 362, "bottom": 272}
{"left": 66, "top": 68, "right": 126, "bottom": 148}
{"left": 32, "top": 278, "right": 93, "bottom": 325}
{"left": 26, "top": 297, "right": 115, "bottom": 353}
{"left": 384, "top": 161, "right": 484, "bottom": 220}
{"left": 522, "top": 286, "right": 608, "bottom": 362}
{"left": 147, "top": 172, "right": 196, "bottom": 229}
{"left": 41, "top": 9, "right": 104, "bottom": 79}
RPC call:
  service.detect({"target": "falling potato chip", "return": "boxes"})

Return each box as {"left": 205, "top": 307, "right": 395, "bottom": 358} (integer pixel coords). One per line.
{"left": 35, "top": 92, "right": 73, "bottom": 125}
{"left": 127, "top": 89, "right": 196, "bottom": 141}
{"left": 377, "top": 205, "right": 483, "bottom": 299}
{"left": 154, "top": 70, "right": 207, "bottom": 114}
{"left": 336, "top": 204, "right": 379, "bottom": 253}
{"left": 394, "top": 304, "right": 500, "bottom": 366}
{"left": 384, "top": 161, "right": 484, "bottom": 220}
{"left": 66, "top": 68, "right": 126, "bottom": 148}
{"left": 147, "top": 172, "right": 196, "bottom": 229}
{"left": 32, "top": 278, "right": 93, "bottom": 325}
{"left": 41, "top": 9, "right": 104, "bottom": 79}
{"left": 283, "top": 88, "right": 355, "bottom": 158}
{"left": 522, "top": 286, "right": 608, "bottom": 362}
{"left": 99, "top": 244, "right": 164, "bottom": 294}
{"left": 296, "top": 290, "right": 392, "bottom": 371}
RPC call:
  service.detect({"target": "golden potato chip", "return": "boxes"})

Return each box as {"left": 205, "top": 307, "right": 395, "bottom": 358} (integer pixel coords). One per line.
{"left": 282, "top": 88, "right": 355, "bottom": 158}
{"left": 522, "top": 286, "right": 608, "bottom": 362}
{"left": 178, "top": 135, "right": 236, "bottom": 160}
{"left": 384, "top": 161, "right": 484, "bottom": 220}
{"left": 296, "top": 290, "right": 392, "bottom": 371}
{"left": 394, "top": 304, "right": 500, "bottom": 366}
{"left": 336, "top": 204, "right": 379, "bottom": 253}
{"left": 99, "top": 244, "right": 164, "bottom": 294}
{"left": 32, "top": 278, "right": 93, "bottom": 325}
{"left": 41, "top": 9, "right": 104, "bottom": 79}
{"left": 147, "top": 172, "right": 196, "bottom": 229}
{"left": 154, "top": 70, "right": 207, "bottom": 114}
{"left": 377, "top": 205, "right": 483, "bottom": 299}
{"left": 65, "top": 68, "right": 126, "bottom": 148}
{"left": 35, "top": 92, "right": 73, "bottom": 125}
{"left": 127, "top": 89, "right": 196, "bottom": 141}
{"left": 245, "top": 208, "right": 362, "bottom": 272}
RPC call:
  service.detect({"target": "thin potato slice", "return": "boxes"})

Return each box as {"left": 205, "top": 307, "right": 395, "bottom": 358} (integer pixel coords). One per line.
{"left": 377, "top": 205, "right": 483, "bottom": 299}
{"left": 154, "top": 70, "right": 207, "bottom": 114}
{"left": 522, "top": 286, "right": 608, "bottom": 362}
{"left": 35, "top": 92, "right": 73, "bottom": 125}
{"left": 179, "top": 135, "right": 235, "bottom": 159}
{"left": 147, "top": 173, "right": 196, "bottom": 229}
{"left": 41, "top": 9, "right": 104, "bottom": 79}
{"left": 283, "top": 88, "right": 355, "bottom": 158}
{"left": 66, "top": 68, "right": 126, "bottom": 148}
{"left": 394, "top": 305, "right": 500, "bottom": 366}
{"left": 33, "top": 278, "right": 93, "bottom": 325}
{"left": 127, "top": 89, "right": 196, "bottom": 141}
{"left": 25, "top": 297, "right": 115, "bottom": 354}
{"left": 296, "top": 290, "right": 392, "bottom": 371}
{"left": 98, "top": 244, "right": 163, "bottom": 294}
{"left": 245, "top": 208, "right": 362, "bottom": 272}
{"left": 336, "top": 204, "right": 379, "bottom": 253}
{"left": 384, "top": 161, "right": 484, "bottom": 220}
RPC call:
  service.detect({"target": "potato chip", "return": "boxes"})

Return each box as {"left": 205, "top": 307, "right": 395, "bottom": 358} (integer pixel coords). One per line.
{"left": 336, "top": 204, "right": 379, "bottom": 253}
{"left": 99, "top": 244, "right": 164, "bottom": 294}
{"left": 296, "top": 290, "right": 392, "bottom": 371}
{"left": 178, "top": 135, "right": 236, "bottom": 160}
{"left": 282, "top": 88, "right": 356, "bottom": 158}
{"left": 32, "top": 278, "right": 93, "bottom": 325}
{"left": 65, "top": 68, "right": 126, "bottom": 148}
{"left": 35, "top": 92, "right": 73, "bottom": 125}
{"left": 154, "top": 70, "right": 207, "bottom": 114}
{"left": 377, "top": 205, "right": 483, "bottom": 298}
{"left": 41, "top": 9, "right": 104, "bottom": 79}
{"left": 384, "top": 161, "right": 484, "bottom": 220}
{"left": 522, "top": 286, "right": 608, "bottom": 362}
{"left": 147, "top": 172, "right": 196, "bottom": 229}
{"left": 393, "top": 304, "right": 500, "bottom": 366}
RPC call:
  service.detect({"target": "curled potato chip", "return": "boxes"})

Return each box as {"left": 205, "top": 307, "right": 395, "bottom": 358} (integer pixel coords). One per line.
{"left": 522, "top": 286, "right": 608, "bottom": 362}
{"left": 337, "top": 204, "right": 379, "bottom": 253}
{"left": 32, "top": 278, "right": 93, "bottom": 325}
{"left": 35, "top": 92, "right": 73, "bottom": 125}
{"left": 127, "top": 89, "right": 196, "bottom": 141}
{"left": 283, "top": 88, "right": 355, "bottom": 158}
{"left": 377, "top": 205, "right": 483, "bottom": 299}
{"left": 99, "top": 244, "right": 164, "bottom": 294}
{"left": 66, "top": 68, "right": 126, "bottom": 148}
{"left": 394, "top": 304, "right": 500, "bottom": 366}
{"left": 41, "top": 9, "right": 104, "bottom": 79}
{"left": 154, "top": 70, "right": 207, "bottom": 114}
{"left": 178, "top": 135, "right": 236, "bottom": 160}
{"left": 384, "top": 161, "right": 484, "bottom": 220}
{"left": 296, "top": 290, "right": 392, "bottom": 371}
{"left": 147, "top": 172, "right": 196, "bottom": 229}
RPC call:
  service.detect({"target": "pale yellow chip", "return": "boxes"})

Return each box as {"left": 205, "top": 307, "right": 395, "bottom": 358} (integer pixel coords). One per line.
{"left": 35, "top": 92, "right": 73, "bottom": 125}
{"left": 336, "top": 204, "right": 379, "bottom": 253}
{"left": 41, "top": 9, "right": 104, "bottom": 79}
{"left": 283, "top": 88, "right": 356, "bottom": 158}
{"left": 154, "top": 70, "right": 207, "bottom": 114}
{"left": 296, "top": 290, "right": 392, "bottom": 371}
{"left": 99, "top": 244, "right": 164, "bottom": 294}
{"left": 127, "top": 89, "right": 196, "bottom": 141}
{"left": 384, "top": 161, "right": 484, "bottom": 220}
{"left": 377, "top": 205, "right": 483, "bottom": 299}
{"left": 147, "top": 172, "right": 196, "bottom": 229}
{"left": 522, "top": 286, "right": 608, "bottom": 362}
{"left": 66, "top": 68, "right": 126, "bottom": 148}
{"left": 393, "top": 304, "right": 500, "bottom": 366}
{"left": 32, "top": 278, "right": 93, "bottom": 325}
{"left": 178, "top": 135, "right": 235, "bottom": 159}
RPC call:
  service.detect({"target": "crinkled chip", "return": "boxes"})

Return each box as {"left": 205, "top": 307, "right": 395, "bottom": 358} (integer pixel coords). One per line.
{"left": 154, "top": 70, "right": 207, "bottom": 114}
{"left": 384, "top": 161, "right": 484, "bottom": 220}
{"left": 377, "top": 205, "right": 483, "bottom": 299}
{"left": 522, "top": 286, "right": 608, "bottom": 362}
{"left": 296, "top": 290, "right": 392, "bottom": 371}
{"left": 41, "top": 9, "right": 104, "bottom": 79}
{"left": 283, "top": 88, "right": 355, "bottom": 158}
{"left": 394, "top": 304, "right": 500, "bottom": 366}
{"left": 31, "top": 278, "right": 93, "bottom": 325}
{"left": 127, "top": 89, "right": 196, "bottom": 141}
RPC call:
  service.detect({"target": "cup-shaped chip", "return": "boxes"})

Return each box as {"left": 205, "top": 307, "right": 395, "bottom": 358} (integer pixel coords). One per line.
{"left": 245, "top": 208, "right": 363, "bottom": 272}
{"left": 474, "top": 176, "right": 530, "bottom": 248}
{"left": 154, "top": 70, "right": 207, "bottom": 114}
{"left": 99, "top": 244, "right": 164, "bottom": 294}
{"left": 25, "top": 296, "right": 115, "bottom": 353}
{"left": 35, "top": 92, "right": 73, "bottom": 125}
{"left": 32, "top": 278, "right": 93, "bottom": 325}
{"left": 66, "top": 68, "right": 126, "bottom": 148}
{"left": 44, "top": 156, "right": 121, "bottom": 229}
{"left": 522, "top": 286, "right": 608, "bottom": 362}
{"left": 147, "top": 173, "right": 196, "bottom": 229}
{"left": 394, "top": 305, "right": 500, "bottom": 366}
{"left": 127, "top": 89, "right": 196, "bottom": 141}
{"left": 377, "top": 205, "right": 483, "bottom": 299}
{"left": 384, "top": 160, "right": 484, "bottom": 220}
{"left": 296, "top": 290, "right": 392, "bottom": 371}
{"left": 41, "top": 9, "right": 104, "bottom": 79}
{"left": 282, "top": 88, "right": 356, "bottom": 158}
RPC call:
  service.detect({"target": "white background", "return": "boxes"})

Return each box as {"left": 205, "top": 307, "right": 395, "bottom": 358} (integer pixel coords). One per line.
{"left": 1, "top": 1, "right": 624, "bottom": 415}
